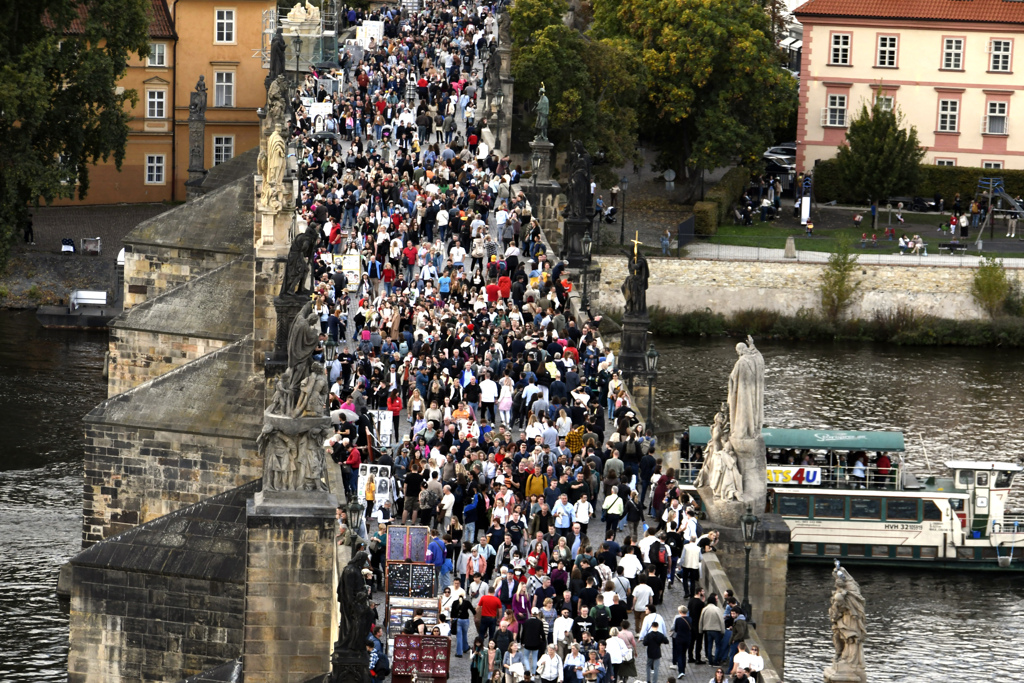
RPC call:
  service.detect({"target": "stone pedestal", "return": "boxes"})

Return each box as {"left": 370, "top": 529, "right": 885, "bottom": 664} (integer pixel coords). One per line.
{"left": 730, "top": 434, "right": 768, "bottom": 516}
{"left": 529, "top": 139, "right": 555, "bottom": 182}
{"left": 244, "top": 491, "right": 339, "bottom": 683}
{"left": 618, "top": 313, "right": 651, "bottom": 388}
{"left": 713, "top": 515, "right": 791, "bottom": 677}
{"left": 563, "top": 216, "right": 592, "bottom": 268}
{"left": 331, "top": 647, "right": 371, "bottom": 683}
{"left": 824, "top": 665, "right": 866, "bottom": 683}
{"left": 266, "top": 294, "right": 307, "bottom": 377}
{"left": 784, "top": 235, "right": 797, "bottom": 258}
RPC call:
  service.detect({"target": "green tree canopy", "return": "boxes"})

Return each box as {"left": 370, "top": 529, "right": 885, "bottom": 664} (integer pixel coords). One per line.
{"left": 0, "top": 0, "right": 151, "bottom": 266}
{"left": 510, "top": 0, "right": 641, "bottom": 186}
{"left": 834, "top": 102, "right": 926, "bottom": 222}
{"left": 591, "top": 0, "right": 796, "bottom": 190}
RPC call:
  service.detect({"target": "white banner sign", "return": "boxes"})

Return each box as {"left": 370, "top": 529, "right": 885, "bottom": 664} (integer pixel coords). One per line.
{"left": 308, "top": 101, "right": 333, "bottom": 120}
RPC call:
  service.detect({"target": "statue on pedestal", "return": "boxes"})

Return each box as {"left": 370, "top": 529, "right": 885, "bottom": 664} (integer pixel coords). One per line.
{"left": 280, "top": 222, "right": 319, "bottom": 297}
{"left": 266, "top": 27, "right": 287, "bottom": 92}
{"left": 621, "top": 234, "right": 650, "bottom": 317}
{"left": 727, "top": 335, "right": 765, "bottom": 441}
{"left": 694, "top": 407, "right": 743, "bottom": 501}
{"left": 337, "top": 551, "right": 373, "bottom": 651}
{"left": 188, "top": 75, "right": 207, "bottom": 118}
{"left": 824, "top": 561, "right": 867, "bottom": 683}
{"left": 534, "top": 84, "right": 549, "bottom": 142}
{"left": 258, "top": 122, "right": 287, "bottom": 211}
{"left": 564, "top": 139, "right": 591, "bottom": 219}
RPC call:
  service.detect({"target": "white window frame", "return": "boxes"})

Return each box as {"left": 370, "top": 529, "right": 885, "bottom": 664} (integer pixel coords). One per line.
{"left": 985, "top": 101, "right": 1008, "bottom": 135}
{"left": 214, "top": 71, "right": 235, "bottom": 107}
{"left": 990, "top": 39, "right": 1012, "bottom": 72}
{"left": 213, "top": 135, "right": 234, "bottom": 165}
{"left": 147, "top": 43, "right": 166, "bottom": 67}
{"left": 830, "top": 33, "right": 851, "bottom": 65}
{"left": 983, "top": 161, "right": 1003, "bottom": 170}
{"left": 877, "top": 35, "right": 898, "bottom": 68}
{"left": 938, "top": 99, "right": 959, "bottom": 133}
{"left": 215, "top": 8, "right": 236, "bottom": 44}
{"left": 936, "top": 159, "right": 956, "bottom": 167}
{"left": 821, "top": 94, "right": 847, "bottom": 127}
{"left": 874, "top": 94, "right": 894, "bottom": 112}
{"left": 943, "top": 38, "right": 963, "bottom": 70}
{"left": 145, "top": 154, "right": 166, "bottom": 185}
{"left": 146, "top": 89, "right": 166, "bottom": 119}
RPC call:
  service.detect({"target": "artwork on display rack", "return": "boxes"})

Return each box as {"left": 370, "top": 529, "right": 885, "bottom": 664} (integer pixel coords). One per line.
{"left": 356, "top": 463, "right": 391, "bottom": 511}
{"left": 384, "top": 597, "right": 442, "bottom": 655}
{"left": 386, "top": 563, "right": 439, "bottom": 598}
{"left": 391, "top": 634, "right": 451, "bottom": 678}
{"left": 370, "top": 409, "right": 394, "bottom": 448}
{"left": 386, "top": 525, "right": 430, "bottom": 563}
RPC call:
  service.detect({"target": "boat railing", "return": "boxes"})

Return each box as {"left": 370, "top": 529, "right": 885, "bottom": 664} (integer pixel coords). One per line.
{"left": 995, "top": 515, "right": 1024, "bottom": 533}
{"left": 678, "top": 455, "right": 902, "bottom": 490}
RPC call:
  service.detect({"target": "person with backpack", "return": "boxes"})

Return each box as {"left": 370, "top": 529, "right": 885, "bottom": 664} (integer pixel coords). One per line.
{"left": 368, "top": 637, "right": 391, "bottom": 681}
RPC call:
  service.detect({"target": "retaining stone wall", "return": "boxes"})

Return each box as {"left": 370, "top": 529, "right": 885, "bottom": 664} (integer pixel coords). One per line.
{"left": 68, "top": 567, "right": 244, "bottom": 683}
{"left": 107, "top": 330, "right": 230, "bottom": 398}
{"left": 81, "top": 425, "right": 259, "bottom": 546}
{"left": 595, "top": 256, "right": 1019, "bottom": 321}
{"left": 123, "top": 247, "right": 236, "bottom": 310}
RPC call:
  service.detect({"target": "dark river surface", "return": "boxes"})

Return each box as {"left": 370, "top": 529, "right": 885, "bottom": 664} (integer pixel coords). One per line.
{"left": 2, "top": 312, "right": 1024, "bottom": 681}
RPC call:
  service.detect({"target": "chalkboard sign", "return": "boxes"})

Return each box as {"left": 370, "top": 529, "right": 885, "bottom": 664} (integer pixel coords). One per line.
{"left": 409, "top": 564, "right": 438, "bottom": 598}
{"left": 387, "top": 562, "right": 437, "bottom": 598}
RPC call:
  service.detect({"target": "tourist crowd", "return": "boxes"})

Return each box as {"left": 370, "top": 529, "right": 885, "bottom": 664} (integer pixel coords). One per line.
{"left": 283, "top": 2, "right": 764, "bottom": 682}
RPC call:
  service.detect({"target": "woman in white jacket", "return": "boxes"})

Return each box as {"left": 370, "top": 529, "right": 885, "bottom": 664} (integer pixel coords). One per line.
{"left": 605, "top": 628, "right": 632, "bottom": 683}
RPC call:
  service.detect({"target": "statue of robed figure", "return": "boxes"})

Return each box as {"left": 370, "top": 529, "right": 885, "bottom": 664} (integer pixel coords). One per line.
{"left": 621, "top": 236, "right": 649, "bottom": 317}
{"left": 824, "top": 561, "right": 867, "bottom": 683}
{"left": 727, "top": 335, "right": 765, "bottom": 441}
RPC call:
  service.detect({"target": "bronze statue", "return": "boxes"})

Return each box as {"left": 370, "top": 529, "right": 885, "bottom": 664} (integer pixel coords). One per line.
{"left": 621, "top": 238, "right": 649, "bottom": 316}
{"left": 267, "top": 27, "right": 287, "bottom": 92}
{"left": 280, "top": 223, "right": 319, "bottom": 296}
{"left": 564, "top": 139, "right": 591, "bottom": 218}
{"left": 337, "top": 551, "right": 374, "bottom": 650}
{"left": 534, "top": 84, "right": 549, "bottom": 142}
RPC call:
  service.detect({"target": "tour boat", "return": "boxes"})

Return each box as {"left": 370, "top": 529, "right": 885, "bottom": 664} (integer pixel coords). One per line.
{"left": 684, "top": 427, "right": 1024, "bottom": 571}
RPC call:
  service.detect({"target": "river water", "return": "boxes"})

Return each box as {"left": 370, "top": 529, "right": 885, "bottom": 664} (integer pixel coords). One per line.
{"left": 1, "top": 314, "right": 1023, "bottom": 681}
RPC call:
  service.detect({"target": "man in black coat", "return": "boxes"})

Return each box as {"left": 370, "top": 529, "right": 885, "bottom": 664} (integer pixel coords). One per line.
{"left": 687, "top": 588, "right": 706, "bottom": 664}
{"left": 520, "top": 609, "right": 547, "bottom": 672}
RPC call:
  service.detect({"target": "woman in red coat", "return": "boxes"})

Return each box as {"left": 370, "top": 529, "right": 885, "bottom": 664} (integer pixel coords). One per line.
{"left": 497, "top": 274, "right": 512, "bottom": 300}
{"left": 387, "top": 389, "right": 403, "bottom": 437}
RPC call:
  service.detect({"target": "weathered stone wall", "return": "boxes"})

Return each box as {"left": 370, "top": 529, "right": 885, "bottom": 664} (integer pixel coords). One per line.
{"left": 701, "top": 551, "right": 784, "bottom": 683}
{"left": 243, "top": 508, "right": 336, "bottom": 683}
{"left": 253, "top": 257, "right": 285, "bottom": 375}
{"left": 68, "top": 567, "right": 245, "bottom": 683}
{"left": 594, "top": 256, "right": 1018, "bottom": 321}
{"left": 123, "top": 246, "right": 237, "bottom": 310}
{"left": 107, "top": 331, "right": 231, "bottom": 398}
{"left": 67, "top": 481, "right": 253, "bottom": 683}
{"left": 81, "top": 425, "right": 259, "bottom": 546}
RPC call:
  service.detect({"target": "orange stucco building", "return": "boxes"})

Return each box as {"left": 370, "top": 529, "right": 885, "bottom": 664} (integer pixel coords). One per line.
{"left": 60, "top": 0, "right": 271, "bottom": 205}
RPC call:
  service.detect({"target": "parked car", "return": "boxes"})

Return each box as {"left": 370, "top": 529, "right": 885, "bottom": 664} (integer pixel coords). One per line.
{"left": 887, "top": 196, "right": 939, "bottom": 212}
{"left": 764, "top": 143, "right": 797, "bottom": 158}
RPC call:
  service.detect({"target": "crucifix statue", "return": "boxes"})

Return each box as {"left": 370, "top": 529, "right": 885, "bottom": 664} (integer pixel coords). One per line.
{"left": 621, "top": 232, "right": 650, "bottom": 317}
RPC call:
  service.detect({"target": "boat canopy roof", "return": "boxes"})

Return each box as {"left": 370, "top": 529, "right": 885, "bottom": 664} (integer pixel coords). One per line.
{"left": 944, "top": 460, "right": 1022, "bottom": 472}
{"left": 689, "top": 426, "right": 905, "bottom": 452}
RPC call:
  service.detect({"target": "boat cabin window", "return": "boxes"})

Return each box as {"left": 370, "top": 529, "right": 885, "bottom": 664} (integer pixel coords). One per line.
{"left": 886, "top": 498, "right": 919, "bottom": 521}
{"left": 922, "top": 501, "right": 942, "bottom": 521}
{"left": 957, "top": 470, "right": 974, "bottom": 487}
{"left": 949, "top": 498, "right": 964, "bottom": 512}
{"left": 778, "top": 495, "right": 809, "bottom": 517}
{"left": 814, "top": 496, "right": 846, "bottom": 519}
{"left": 995, "top": 472, "right": 1013, "bottom": 489}
{"left": 976, "top": 472, "right": 989, "bottom": 488}
{"left": 850, "top": 497, "right": 881, "bottom": 519}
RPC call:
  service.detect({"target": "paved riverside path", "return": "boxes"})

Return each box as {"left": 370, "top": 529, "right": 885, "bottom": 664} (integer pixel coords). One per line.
{"left": 685, "top": 241, "right": 1024, "bottom": 268}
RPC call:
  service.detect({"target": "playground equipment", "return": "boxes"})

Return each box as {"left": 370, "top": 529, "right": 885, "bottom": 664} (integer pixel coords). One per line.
{"left": 976, "top": 177, "right": 1024, "bottom": 246}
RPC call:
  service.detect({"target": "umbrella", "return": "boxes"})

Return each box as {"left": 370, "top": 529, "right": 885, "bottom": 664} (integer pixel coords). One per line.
{"left": 331, "top": 408, "right": 359, "bottom": 423}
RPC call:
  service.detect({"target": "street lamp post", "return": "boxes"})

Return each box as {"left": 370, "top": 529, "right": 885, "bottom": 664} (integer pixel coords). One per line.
{"left": 740, "top": 505, "right": 761, "bottom": 620}
{"left": 644, "top": 342, "right": 659, "bottom": 429}
{"left": 292, "top": 35, "right": 304, "bottom": 90}
{"left": 580, "top": 232, "right": 593, "bottom": 316}
{"left": 619, "top": 175, "right": 629, "bottom": 245}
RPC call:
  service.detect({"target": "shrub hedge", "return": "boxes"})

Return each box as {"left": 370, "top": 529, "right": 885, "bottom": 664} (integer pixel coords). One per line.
{"left": 812, "top": 159, "right": 1024, "bottom": 206}
{"left": 693, "top": 201, "right": 718, "bottom": 235}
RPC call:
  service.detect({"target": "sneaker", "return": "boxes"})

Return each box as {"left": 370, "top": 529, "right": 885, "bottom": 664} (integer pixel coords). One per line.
{"left": 677, "top": 674, "right": 686, "bottom": 679}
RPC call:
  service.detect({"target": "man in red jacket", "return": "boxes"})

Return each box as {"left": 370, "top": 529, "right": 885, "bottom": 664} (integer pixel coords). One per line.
{"left": 477, "top": 584, "right": 503, "bottom": 641}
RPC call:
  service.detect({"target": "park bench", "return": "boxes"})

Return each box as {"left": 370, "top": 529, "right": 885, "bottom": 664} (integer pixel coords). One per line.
{"left": 938, "top": 242, "right": 968, "bottom": 255}
{"left": 70, "top": 290, "right": 107, "bottom": 310}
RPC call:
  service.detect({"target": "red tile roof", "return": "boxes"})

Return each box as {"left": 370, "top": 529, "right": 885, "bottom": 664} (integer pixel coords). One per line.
{"left": 794, "top": 0, "right": 1024, "bottom": 25}
{"left": 56, "top": 0, "right": 176, "bottom": 38}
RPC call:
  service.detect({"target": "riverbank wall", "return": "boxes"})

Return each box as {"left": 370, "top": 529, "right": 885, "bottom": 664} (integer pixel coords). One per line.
{"left": 594, "top": 256, "right": 1009, "bottom": 322}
